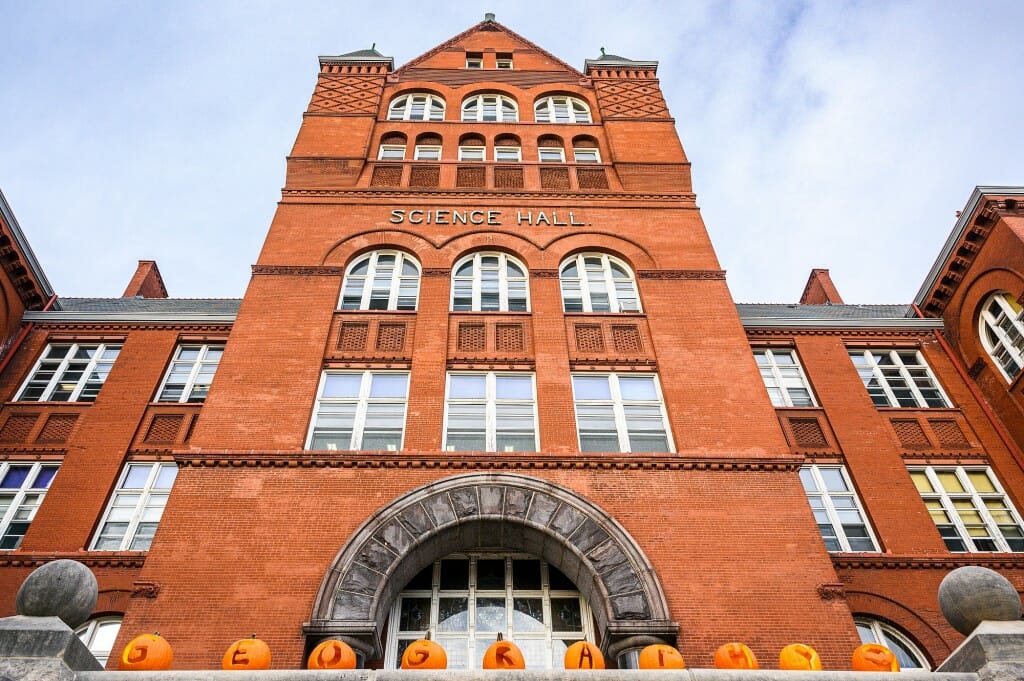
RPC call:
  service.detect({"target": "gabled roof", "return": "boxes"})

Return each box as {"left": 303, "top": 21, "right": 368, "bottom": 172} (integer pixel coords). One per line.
{"left": 736, "top": 303, "right": 942, "bottom": 329}
{"left": 24, "top": 297, "right": 241, "bottom": 323}
{"left": 320, "top": 46, "right": 394, "bottom": 69}
{"left": 0, "top": 188, "right": 54, "bottom": 307}
{"left": 584, "top": 49, "right": 659, "bottom": 72}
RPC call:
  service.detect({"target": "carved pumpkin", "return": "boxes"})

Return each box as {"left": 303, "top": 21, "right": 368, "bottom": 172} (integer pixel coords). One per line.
{"left": 119, "top": 632, "right": 173, "bottom": 671}
{"left": 222, "top": 635, "right": 271, "bottom": 670}
{"left": 637, "top": 643, "right": 685, "bottom": 669}
{"left": 307, "top": 639, "right": 357, "bottom": 670}
{"left": 779, "top": 643, "right": 822, "bottom": 670}
{"left": 713, "top": 642, "right": 759, "bottom": 669}
{"left": 564, "top": 641, "right": 605, "bottom": 669}
{"left": 852, "top": 643, "right": 900, "bottom": 672}
{"left": 400, "top": 636, "right": 447, "bottom": 670}
{"left": 482, "top": 633, "right": 525, "bottom": 670}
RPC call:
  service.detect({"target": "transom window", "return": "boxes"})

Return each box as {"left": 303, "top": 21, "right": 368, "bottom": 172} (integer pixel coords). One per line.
{"left": 92, "top": 462, "right": 177, "bottom": 551}
{"left": 494, "top": 146, "right": 522, "bottom": 162}
{"left": 849, "top": 350, "right": 950, "bottom": 408}
{"left": 378, "top": 145, "right": 406, "bottom": 160}
{"left": 571, "top": 373, "right": 672, "bottom": 452}
{"left": 560, "top": 254, "right": 639, "bottom": 313}
{"left": 414, "top": 145, "right": 442, "bottom": 161}
{"left": 445, "top": 373, "right": 537, "bottom": 452}
{"left": 534, "top": 96, "right": 592, "bottom": 124}
{"left": 979, "top": 292, "right": 1024, "bottom": 382}
{"left": 387, "top": 554, "right": 592, "bottom": 670}
{"left": 307, "top": 371, "right": 409, "bottom": 451}
{"left": 0, "top": 462, "right": 58, "bottom": 550}
{"left": 855, "top": 618, "right": 930, "bottom": 670}
{"left": 156, "top": 344, "right": 223, "bottom": 403}
{"left": 76, "top": 617, "right": 122, "bottom": 667}
{"left": 910, "top": 465, "right": 1024, "bottom": 552}
{"left": 388, "top": 93, "right": 445, "bottom": 121}
{"left": 340, "top": 251, "right": 421, "bottom": 311}
{"left": 458, "top": 146, "right": 486, "bottom": 162}
{"left": 754, "top": 348, "right": 816, "bottom": 407}
{"left": 17, "top": 343, "right": 121, "bottom": 402}
{"left": 462, "top": 95, "right": 518, "bottom": 122}
{"left": 452, "top": 253, "right": 529, "bottom": 312}
{"left": 799, "top": 465, "right": 879, "bottom": 552}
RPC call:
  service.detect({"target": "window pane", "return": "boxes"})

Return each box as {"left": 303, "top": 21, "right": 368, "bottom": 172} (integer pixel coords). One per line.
{"left": 475, "top": 598, "right": 506, "bottom": 632}
{"left": 477, "top": 559, "right": 505, "bottom": 590}
{"left": 437, "top": 597, "right": 468, "bottom": 632}
{"left": 618, "top": 376, "right": 657, "bottom": 401}
{"left": 370, "top": 374, "right": 408, "bottom": 398}
{"left": 440, "top": 559, "right": 469, "bottom": 590}
{"left": 496, "top": 376, "right": 532, "bottom": 400}
{"left": 572, "top": 376, "right": 611, "bottom": 400}
{"left": 322, "top": 374, "right": 362, "bottom": 398}
{"left": 450, "top": 375, "right": 486, "bottom": 399}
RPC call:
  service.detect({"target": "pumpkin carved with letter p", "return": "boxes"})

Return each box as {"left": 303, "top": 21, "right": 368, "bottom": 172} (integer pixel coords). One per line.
{"left": 120, "top": 632, "right": 173, "bottom": 671}
{"left": 222, "top": 635, "right": 271, "bottom": 670}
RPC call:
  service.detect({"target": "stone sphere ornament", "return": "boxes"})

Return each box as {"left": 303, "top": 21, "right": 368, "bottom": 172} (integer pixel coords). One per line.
{"left": 307, "top": 639, "right": 357, "bottom": 670}
{"left": 939, "top": 565, "right": 1022, "bottom": 635}
{"left": 713, "top": 642, "right": 759, "bottom": 669}
{"left": 119, "top": 632, "right": 174, "bottom": 671}
{"left": 779, "top": 643, "right": 822, "bottom": 670}
{"left": 15, "top": 559, "right": 98, "bottom": 628}
{"left": 637, "top": 643, "right": 685, "bottom": 669}
{"left": 852, "top": 643, "right": 899, "bottom": 672}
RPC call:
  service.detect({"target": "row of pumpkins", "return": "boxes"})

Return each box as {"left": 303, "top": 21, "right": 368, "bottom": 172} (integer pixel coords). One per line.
{"left": 119, "top": 632, "right": 903, "bottom": 672}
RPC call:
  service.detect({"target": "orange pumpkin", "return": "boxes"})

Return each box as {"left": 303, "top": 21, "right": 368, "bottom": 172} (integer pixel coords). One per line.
{"left": 119, "top": 632, "right": 173, "bottom": 671}
{"left": 222, "top": 635, "right": 271, "bottom": 670}
{"left": 779, "top": 643, "right": 822, "bottom": 670}
{"left": 400, "top": 637, "right": 447, "bottom": 670}
{"left": 482, "top": 633, "right": 525, "bottom": 670}
{"left": 637, "top": 643, "right": 685, "bottom": 669}
{"left": 307, "top": 639, "right": 357, "bottom": 670}
{"left": 713, "top": 642, "right": 759, "bottom": 669}
{"left": 564, "top": 641, "right": 605, "bottom": 669}
{"left": 852, "top": 643, "right": 899, "bottom": 672}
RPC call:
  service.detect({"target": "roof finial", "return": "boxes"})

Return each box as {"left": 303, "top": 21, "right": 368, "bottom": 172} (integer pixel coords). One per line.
{"left": 371, "top": 42, "right": 376, "bottom": 51}
{"left": 484, "top": 12, "right": 495, "bottom": 21}
{"left": 600, "top": 47, "right": 606, "bottom": 56}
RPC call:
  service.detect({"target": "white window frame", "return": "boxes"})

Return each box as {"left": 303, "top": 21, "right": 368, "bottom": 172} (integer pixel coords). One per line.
{"left": 461, "top": 95, "right": 518, "bottom": 122}
{"left": 414, "top": 145, "right": 442, "bottom": 161}
{"left": 76, "top": 617, "right": 122, "bottom": 667}
{"left": 387, "top": 94, "right": 445, "bottom": 121}
{"left": 849, "top": 349, "right": 951, "bottom": 408}
{"left": 855, "top": 617, "right": 930, "bottom": 670}
{"left": 494, "top": 146, "right": 522, "bottom": 162}
{"left": 0, "top": 461, "right": 59, "bottom": 550}
{"left": 155, "top": 343, "right": 224, "bottom": 403}
{"left": 496, "top": 56, "right": 513, "bottom": 69}
{"left": 910, "top": 465, "right": 1024, "bottom": 553}
{"left": 306, "top": 371, "right": 410, "bottom": 451}
{"left": 979, "top": 292, "right": 1024, "bottom": 383}
{"left": 538, "top": 147, "right": 565, "bottom": 163}
{"left": 754, "top": 348, "right": 817, "bottom": 407}
{"left": 799, "top": 465, "right": 879, "bottom": 552}
{"left": 559, "top": 253, "right": 640, "bottom": 313}
{"left": 534, "top": 96, "right": 592, "bottom": 124}
{"left": 458, "top": 146, "right": 486, "bottom": 162}
{"left": 466, "top": 55, "right": 483, "bottom": 69}
{"left": 571, "top": 373, "right": 674, "bottom": 453}
{"left": 340, "top": 250, "right": 421, "bottom": 311}
{"left": 451, "top": 252, "right": 530, "bottom": 312}
{"left": 443, "top": 372, "right": 539, "bottom": 452}
{"left": 378, "top": 144, "right": 407, "bottom": 160}
{"left": 572, "top": 148, "right": 600, "bottom": 164}
{"left": 91, "top": 462, "right": 177, "bottom": 551}
{"left": 16, "top": 342, "right": 121, "bottom": 402}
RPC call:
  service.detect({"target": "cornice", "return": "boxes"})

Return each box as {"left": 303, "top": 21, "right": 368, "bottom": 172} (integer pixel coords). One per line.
{"left": 741, "top": 318, "right": 944, "bottom": 331}
{"left": 0, "top": 552, "right": 146, "bottom": 568}
{"left": 833, "top": 554, "right": 1024, "bottom": 570}
{"left": 637, "top": 269, "right": 726, "bottom": 280}
{"left": 19, "top": 317, "right": 234, "bottom": 330}
{"left": 281, "top": 188, "right": 697, "bottom": 203}
{"left": 252, "top": 265, "right": 344, "bottom": 276}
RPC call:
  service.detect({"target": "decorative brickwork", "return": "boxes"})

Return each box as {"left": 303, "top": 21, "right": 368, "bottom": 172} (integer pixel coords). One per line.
{"left": 789, "top": 418, "right": 829, "bottom": 449}
{"left": 494, "top": 166, "right": 524, "bottom": 189}
{"left": 574, "top": 325, "right": 605, "bottom": 353}
{"left": 145, "top": 415, "right": 184, "bottom": 444}
{"left": 892, "top": 419, "right": 931, "bottom": 449}
{"left": 339, "top": 323, "right": 369, "bottom": 351}
{"left": 370, "top": 164, "right": 402, "bottom": 187}
{"left": 611, "top": 325, "right": 643, "bottom": 354}
{"left": 36, "top": 414, "right": 78, "bottom": 443}
{"left": 457, "top": 323, "right": 485, "bottom": 352}
{"left": 593, "top": 79, "right": 670, "bottom": 119}
{"left": 495, "top": 323, "right": 525, "bottom": 352}
{"left": 409, "top": 165, "right": 440, "bottom": 188}
{"left": 576, "top": 167, "right": 609, "bottom": 190}
{"left": 375, "top": 323, "right": 407, "bottom": 352}
{"left": 0, "top": 414, "right": 37, "bottom": 443}
{"left": 929, "top": 419, "right": 970, "bottom": 448}
{"left": 456, "top": 166, "right": 485, "bottom": 189}
{"left": 307, "top": 75, "right": 384, "bottom": 114}
{"left": 540, "top": 167, "right": 571, "bottom": 190}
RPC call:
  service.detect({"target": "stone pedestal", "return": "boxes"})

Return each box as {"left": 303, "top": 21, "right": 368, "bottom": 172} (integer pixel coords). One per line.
{"left": 0, "top": 614, "right": 102, "bottom": 681}
{"left": 937, "top": 620, "right": 1024, "bottom": 680}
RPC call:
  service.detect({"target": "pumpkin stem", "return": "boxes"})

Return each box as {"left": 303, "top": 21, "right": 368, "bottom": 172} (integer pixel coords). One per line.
{"left": 251, "top": 634, "right": 257, "bottom": 639}
{"left": 425, "top": 631, "right": 432, "bottom": 641}
{"left": 497, "top": 632, "right": 504, "bottom": 642}
{"left": 153, "top": 631, "right": 160, "bottom": 636}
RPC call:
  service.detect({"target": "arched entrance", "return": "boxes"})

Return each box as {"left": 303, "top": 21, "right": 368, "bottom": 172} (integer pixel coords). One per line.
{"left": 304, "top": 473, "right": 676, "bottom": 666}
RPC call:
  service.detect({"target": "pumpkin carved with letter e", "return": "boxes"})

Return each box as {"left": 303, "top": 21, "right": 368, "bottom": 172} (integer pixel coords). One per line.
{"left": 307, "top": 639, "right": 357, "bottom": 670}
{"left": 120, "top": 632, "right": 173, "bottom": 671}
{"left": 564, "top": 641, "right": 604, "bottom": 669}
{"left": 482, "top": 632, "right": 525, "bottom": 669}
{"left": 713, "top": 642, "right": 759, "bottom": 669}
{"left": 779, "top": 643, "right": 822, "bottom": 670}
{"left": 222, "top": 635, "right": 271, "bottom": 670}
{"left": 638, "top": 643, "right": 685, "bottom": 669}
{"left": 852, "top": 643, "right": 900, "bottom": 672}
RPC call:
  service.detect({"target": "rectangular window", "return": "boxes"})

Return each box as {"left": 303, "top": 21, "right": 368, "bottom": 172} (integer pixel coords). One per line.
{"left": 414, "top": 145, "right": 442, "bottom": 161}
{"left": 92, "top": 462, "right": 177, "bottom": 551}
{"left": 378, "top": 145, "right": 406, "bottom": 160}
{"left": 445, "top": 373, "right": 537, "bottom": 452}
{"left": 849, "top": 349, "right": 950, "bottom": 408}
{"left": 156, "top": 344, "right": 223, "bottom": 403}
{"left": 494, "top": 146, "right": 522, "bottom": 162}
{"left": 307, "top": 371, "right": 409, "bottom": 451}
{"left": 496, "top": 54, "right": 513, "bottom": 69}
{"left": 17, "top": 343, "right": 121, "bottom": 402}
{"left": 571, "top": 373, "right": 672, "bottom": 453}
{"left": 754, "top": 348, "right": 816, "bottom": 407}
{"left": 466, "top": 53, "right": 483, "bottom": 69}
{"left": 0, "top": 462, "right": 58, "bottom": 550}
{"left": 799, "top": 465, "right": 879, "bottom": 552}
{"left": 538, "top": 148, "right": 565, "bottom": 163}
{"left": 458, "top": 146, "right": 485, "bottom": 162}
{"left": 572, "top": 148, "right": 600, "bottom": 164}
{"left": 910, "top": 465, "right": 1024, "bottom": 552}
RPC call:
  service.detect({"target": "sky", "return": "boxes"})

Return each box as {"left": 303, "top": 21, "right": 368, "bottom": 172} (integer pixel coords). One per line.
{"left": 1, "top": 1, "right": 1022, "bottom": 304}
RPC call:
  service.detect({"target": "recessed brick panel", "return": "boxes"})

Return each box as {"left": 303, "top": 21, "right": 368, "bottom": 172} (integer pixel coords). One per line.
{"left": 611, "top": 325, "right": 642, "bottom": 354}
{"left": 376, "top": 323, "right": 407, "bottom": 352}
{"left": 339, "top": 322, "right": 369, "bottom": 352}
{"left": 495, "top": 324, "right": 524, "bottom": 352}
{"left": 0, "top": 414, "right": 37, "bottom": 443}
{"left": 145, "top": 415, "right": 184, "bottom": 444}
{"left": 891, "top": 419, "right": 931, "bottom": 449}
{"left": 457, "top": 323, "right": 485, "bottom": 352}
{"left": 36, "top": 414, "right": 78, "bottom": 443}
{"left": 789, "top": 418, "right": 828, "bottom": 448}
{"left": 409, "top": 165, "right": 440, "bottom": 188}
{"left": 370, "top": 164, "right": 402, "bottom": 187}
{"left": 929, "top": 419, "right": 969, "bottom": 448}
{"left": 540, "top": 167, "right": 571, "bottom": 190}
{"left": 574, "top": 325, "right": 604, "bottom": 353}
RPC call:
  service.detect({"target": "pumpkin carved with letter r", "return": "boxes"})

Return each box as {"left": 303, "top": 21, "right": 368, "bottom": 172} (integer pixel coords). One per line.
{"left": 482, "top": 632, "right": 525, "bottom": 669}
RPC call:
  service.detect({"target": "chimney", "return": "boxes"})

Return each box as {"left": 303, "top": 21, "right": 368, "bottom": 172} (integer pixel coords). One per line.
{"left": 122, "top": 260, "right": 168, "bottom": 298}
{"left": 799, "top": 268, "right": 843, "bottom": 305}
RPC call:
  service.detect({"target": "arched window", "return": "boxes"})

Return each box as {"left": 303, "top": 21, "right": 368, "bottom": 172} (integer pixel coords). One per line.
{"left": 340, "top": 251, "right": 421, "bottom": 311}
{"left": 979, "top": 292, "right": 1024, "bottom": 382}
{"left": 534, "top": 96, "right": 592, "bottom": 123}
{"left": 75, "top": 616, "right": 122, "bottom": 666}
{"left": 388, "top": 93, "right": 445, "bottom": 121}
{"left": 462, "top": 94, "right": 518, "bottom": 122}
{"left": 855, "top": 617, "right": 930, "bottom": 670}
{"left": 452, "top": 253, "right": 528, "bottom": 312}
{"left": 560, "top": 254, "right": 640, "bottom": 312}
{"left": 385, "top": 553, "right": 593, "bottom": 669}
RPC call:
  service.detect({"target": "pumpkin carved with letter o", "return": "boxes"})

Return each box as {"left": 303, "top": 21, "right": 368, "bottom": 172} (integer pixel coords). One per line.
{"left": 852, "top": 643, "right": 900, "bottom": 672}
{"left": 120, "top": 632, "right": 173, "bottom": 671}
{"left": 400, "top": 635, "right": 447, "bottom": 669}
{"left": 638, "top": 643, "right": 685, "bottom": 669}
{"left": 779, "top": 643, "right": 822, "bottom": 670}
{"left": 482, "top": 633, "right": 525, "bottom": 669}
{"left": 564, "top": 641, "right": 605, "bottom": 669}
{"left": 308, "top": 639, "right": 357, "bottom": 670}
{"left": 713, "top": 642, "right": 759, "bottom": 669}
{"left": 222, "top": 635, "right": 271, "bottom": 670}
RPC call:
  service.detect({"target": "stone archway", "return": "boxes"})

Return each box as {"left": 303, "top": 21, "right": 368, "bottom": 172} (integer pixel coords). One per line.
{"left": 305, "top": 473, "right": 676, "bottom": 661}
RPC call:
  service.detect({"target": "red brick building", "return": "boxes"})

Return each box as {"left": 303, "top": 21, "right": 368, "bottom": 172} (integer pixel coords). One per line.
{"left": 1, "top": 17, "right": 1023, "bottom": 672}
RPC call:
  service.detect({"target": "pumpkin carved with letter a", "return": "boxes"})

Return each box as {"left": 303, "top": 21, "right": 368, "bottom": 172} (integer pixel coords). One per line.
{"left": 564, "top": 641, "right": 604, "bottom": 669}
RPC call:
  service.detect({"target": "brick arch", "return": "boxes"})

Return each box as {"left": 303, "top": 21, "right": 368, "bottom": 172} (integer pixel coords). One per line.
{"left": 543, "top": 231, "right": 658, "bottom": 271}
{"left": 952, "top": 267, "right": 1024, "bottom": 370}
{"left": 321, "top": 229, "right": 444, "bottom": 269}
{"left": 845, "top": 589, "right": 952, "bottom": 667}
{"left": 306, "top": 473, "right": 676, "bottom": 659}
{"left": 438, "top": 230, "right": 544, "bottom": 265}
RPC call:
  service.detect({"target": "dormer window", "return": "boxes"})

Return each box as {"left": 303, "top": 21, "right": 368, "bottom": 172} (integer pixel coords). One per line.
{"left": 466, "top": 53, "right": 483, "bottom": 69}
{"left": 496, "top": 54, "right": 513, "bottom": 69}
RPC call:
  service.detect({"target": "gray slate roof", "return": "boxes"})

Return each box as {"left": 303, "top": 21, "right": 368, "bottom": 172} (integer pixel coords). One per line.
{"left": 736, "top": 304, "right": 915, "bottom": 320}
{"left": 56, "top": 298, "right": 241, "bottom": 314}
